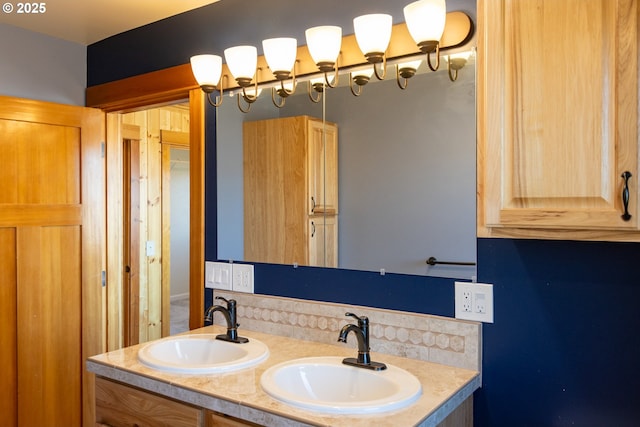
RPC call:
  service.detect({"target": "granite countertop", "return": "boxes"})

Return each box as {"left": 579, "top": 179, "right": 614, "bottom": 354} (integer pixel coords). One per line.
{"left": 87, "top": 325, "right": 480, "bottom": 427}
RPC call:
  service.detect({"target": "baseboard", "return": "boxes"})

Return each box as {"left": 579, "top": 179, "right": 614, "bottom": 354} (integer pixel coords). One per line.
{"left": 170, "top": 293, "right": 189, "bottom": 302}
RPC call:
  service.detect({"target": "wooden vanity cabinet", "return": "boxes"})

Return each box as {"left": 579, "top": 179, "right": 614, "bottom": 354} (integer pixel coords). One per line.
{"left": 478, "top": 0, "right": 640, "bottom": 240}
{"left": 243, "top": 115, "right": 338, "bottom": 266}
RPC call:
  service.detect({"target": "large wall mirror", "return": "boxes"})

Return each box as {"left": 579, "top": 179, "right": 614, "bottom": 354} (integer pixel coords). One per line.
{"left": 216, "top": 55, "right": 476, "bottom": 279}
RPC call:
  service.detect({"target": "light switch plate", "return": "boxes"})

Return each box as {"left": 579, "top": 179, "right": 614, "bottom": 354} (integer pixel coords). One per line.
{"left": 205, "top": 261, "right": 232, "bottom": 290}
{"left": 455, "top": 281, "right": 494, "bottom": 323}
{"left": 145, "top": 240, "right": 155, "bottom": 257}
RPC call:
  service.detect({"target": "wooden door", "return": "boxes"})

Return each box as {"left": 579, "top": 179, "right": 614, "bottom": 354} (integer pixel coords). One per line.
{"left": 0, "top": 96, "right": 105, "bottom": 426}
{"left": 478, "top": 0, "right": 639, "bottom": 238}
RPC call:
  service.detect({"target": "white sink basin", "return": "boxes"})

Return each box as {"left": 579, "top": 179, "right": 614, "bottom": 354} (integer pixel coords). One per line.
{"left": 137, "top": 334, "right": 269, "bottom": 374}
{"left": 260, "top": 356, "right": 422, "bottom": 414}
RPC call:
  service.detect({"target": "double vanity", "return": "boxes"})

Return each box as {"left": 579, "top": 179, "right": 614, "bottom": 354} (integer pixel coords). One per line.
{"left": 88, "top": 292, "right": 481, "bottom": 426}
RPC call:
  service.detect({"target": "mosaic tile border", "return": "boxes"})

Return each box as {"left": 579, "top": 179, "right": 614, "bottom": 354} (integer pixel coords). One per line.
{"left": 212, "top": 291, "right": 481, "bottom": 372}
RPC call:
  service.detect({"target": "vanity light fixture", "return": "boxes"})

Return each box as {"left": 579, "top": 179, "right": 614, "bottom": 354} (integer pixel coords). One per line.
{"left": 189, "top": 1, "right": 473, "bottom": 112}
{"left": 224, "top": 45, "right": 260, "bottom": 112}
{"left": 403, "top": 0, "right": 447, "bottom": 71}
{"left": 349, "top": 68, "right": 374, "bottom": 96}
{"left": 307, "top": 77, "right": 325, "bottom": 103}
{"left": 353, "top": 13, "right": 393, "bottom": 80}
{"left": 272, "top": 80, "right": 297, "bottom": 107}
{"left": 305, "top": 25, "right": 342, "bottom": 88}
{"left": 190, "top": 54, "right": 227, "bottom": 106}
{"left": 446, "top": 51, "right": 470, "bottom": 81}
{"left": 263, "top": 37, "right": 298, "bottom": 107}
{"left": 396, "top": 59, "right": 422, "bottom": 89}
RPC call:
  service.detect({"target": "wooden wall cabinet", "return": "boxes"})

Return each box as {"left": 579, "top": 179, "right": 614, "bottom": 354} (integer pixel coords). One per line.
{"left": 243, "top": 115, "right": 338, "bottom": 266}
{"left": 478, "top": 0, "right": 640, "bottom": 241}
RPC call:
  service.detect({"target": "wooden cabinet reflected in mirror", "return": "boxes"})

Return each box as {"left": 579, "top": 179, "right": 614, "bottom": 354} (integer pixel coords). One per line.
{"left": 243, "top": 116, "right": 338, "bottom": 267}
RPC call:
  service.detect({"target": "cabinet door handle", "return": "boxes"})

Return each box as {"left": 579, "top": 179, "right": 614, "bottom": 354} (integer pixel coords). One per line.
{"left": 621, "top": 171, "right": 632, "bottom": 221}
{"left": 311, "top": 196, "right": 316, "bottom": 213}
{"left": 311, "top": 221, "right": 316, "bottom": 237}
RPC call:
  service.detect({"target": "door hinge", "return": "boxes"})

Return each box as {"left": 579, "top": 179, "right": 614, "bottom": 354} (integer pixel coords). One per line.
{"left": 101, "top": 142, "right": 105, "bottom": 158}
{"left": 101, "top": 270, "right": 106, "bottom": 287}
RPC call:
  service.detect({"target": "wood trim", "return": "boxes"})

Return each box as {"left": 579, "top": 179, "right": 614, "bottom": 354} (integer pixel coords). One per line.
{"left": 86, "top": 64, "right": 198, "bottom": 112}
{"left": 123, "top": 138, "right": 141, "bottom": 346}
{"left": 79, "top": 105, "right": 107, "bottom": 427}
{"left": 476, "top": 0, "right": 489, "bottom": 238}
{"left": 121, "top": 123, "right": 140, "bottom": 141}
{"left": 0, "top": 205, "right": 81, "bottom": 226}
{"left": 189, "top": 88, "right": 205, "bottom": 331}
{"left": 0, "top": 95, "right": 92, "bottom": 126}
{"left": 0, "top": 228, "right": 17, "bottom": 426}
{"left": 105, "top": 114, "right": 129, "bottom": 350}
{"left": 85, "top": 12, "right": 473, "bottom": 111}
{"left": 161, "top": 144, "right": 172, "bottom": 337}
{"left": 160, "top": 130, "right": 190, "bottom": 147}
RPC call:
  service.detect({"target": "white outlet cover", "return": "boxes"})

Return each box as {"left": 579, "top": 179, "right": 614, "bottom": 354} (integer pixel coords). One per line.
{"left": 454, "top": 281, "right": 494, "bottom": 323}
{"left": 232, "top": 263, "right": 254, "bottom": 293}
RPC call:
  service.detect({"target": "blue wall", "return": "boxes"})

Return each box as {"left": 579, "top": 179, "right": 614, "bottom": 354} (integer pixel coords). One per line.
{"left": 476, "top": 238, "right": 639, "bottom": 426}
{"left": 88, "top": 1, "right": 640, "bottom": 425}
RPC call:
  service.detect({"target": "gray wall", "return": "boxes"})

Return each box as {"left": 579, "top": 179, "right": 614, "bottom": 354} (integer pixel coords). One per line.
{"left": 326, "top": 68, "right": 476, "bottom": 277}
{"left": 0, "top": 24, "right": 86, "bottom": 105}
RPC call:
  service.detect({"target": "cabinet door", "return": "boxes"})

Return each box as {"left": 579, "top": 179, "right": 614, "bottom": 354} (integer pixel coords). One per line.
{"left": 308, "top": 215, "right": 338, "bottom": 267}
{"left": 307, "top": 119, "right": 338, "bottom": 215}
{"left": 243, "top": 117, "right": 307, "bottom": 264}
{"left": 479, "top": 0, "right": 638, "bottom": 236}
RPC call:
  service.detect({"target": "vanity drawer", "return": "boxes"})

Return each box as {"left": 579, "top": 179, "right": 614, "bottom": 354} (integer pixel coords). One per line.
{"left": 95, "top": 377, "right": 202, "bottom": 427}
{"left": 204, "top": 410, "right": 261, "bottom": 427}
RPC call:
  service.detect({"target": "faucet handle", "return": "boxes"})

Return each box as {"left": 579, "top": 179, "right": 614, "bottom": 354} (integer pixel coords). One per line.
{"left": 215, "top": 296, "right": 235, "bottom": 307}
{"left": 345, "top": 312, "right": 368, "bottom": 326}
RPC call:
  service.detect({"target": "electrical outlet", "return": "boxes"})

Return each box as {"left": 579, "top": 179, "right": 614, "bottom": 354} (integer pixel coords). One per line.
{"left": 455, "top": 281, "right": 494, "bottom": 323}
{"left": 205, "top": 261, "right": 232, "bottom": 290}
{"left": 232, "top": 263, "right": 254, "bottom": 293}
{"left": 462, "top": 290, "right": 472, "bottom": 312}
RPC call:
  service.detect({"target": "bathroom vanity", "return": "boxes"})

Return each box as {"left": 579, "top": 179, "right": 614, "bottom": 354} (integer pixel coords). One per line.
{"left": 88, "top": 293, "right": 481, "bottom": 427}
{"left": 89, "top": 326, "right": 477, "bottom": 427}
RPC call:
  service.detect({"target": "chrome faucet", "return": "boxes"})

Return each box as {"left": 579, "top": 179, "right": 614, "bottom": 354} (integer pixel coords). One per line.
{"left": 204, "top": 296, "right": 249, "bottom": 344}
{"left": 337, "top": 312, "right": 386, "bottom": 371}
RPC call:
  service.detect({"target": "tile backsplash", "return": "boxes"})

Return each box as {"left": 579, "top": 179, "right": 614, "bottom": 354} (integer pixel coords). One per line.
{"left": 212, "top": 291, "right": 481, "bottom": 372}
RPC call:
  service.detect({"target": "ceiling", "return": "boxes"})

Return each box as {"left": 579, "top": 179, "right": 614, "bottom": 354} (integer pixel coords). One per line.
{"left": 0, "top": 0, "right": 221, "bottom": 45}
